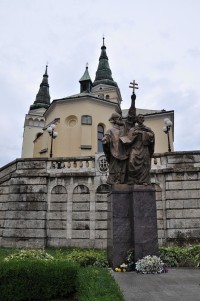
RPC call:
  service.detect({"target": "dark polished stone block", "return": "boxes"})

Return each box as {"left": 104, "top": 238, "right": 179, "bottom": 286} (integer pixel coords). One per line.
{"left": 113, "top": 219, "right": 132, "bottom": 243}
{"left": 107, "top": 184, "right": 158, "bottom": 268}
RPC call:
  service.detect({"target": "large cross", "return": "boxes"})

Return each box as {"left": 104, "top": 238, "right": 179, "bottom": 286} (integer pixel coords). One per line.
{"left": 129, "top": 80, "right": 139, "bottom": 94}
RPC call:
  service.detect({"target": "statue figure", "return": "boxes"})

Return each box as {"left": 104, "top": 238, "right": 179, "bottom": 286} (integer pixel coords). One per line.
{"left": 102, "top": 82, "right": 155, "bottom": 186}
{"left": 102, "top": 112, "right": 128, "bottom": 184}
{"left": 126, "top": 114, "right": 155, "bottom": 185}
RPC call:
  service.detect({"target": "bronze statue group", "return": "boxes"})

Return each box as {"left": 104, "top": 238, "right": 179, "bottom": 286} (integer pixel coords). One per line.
{"left": 102, "top": 93, "right": 155, "bottom": 185}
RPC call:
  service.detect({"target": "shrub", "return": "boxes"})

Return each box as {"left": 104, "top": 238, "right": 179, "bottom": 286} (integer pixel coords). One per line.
{"left": 49, "top": 248, "right": 108, "bottom": 268}
{"left": 0, "top": 259, "right": 79, "bottom": 301}
{"left": 160, "top": 245, "right": 200, "bottom": 267}
{"left": 4, "top": 249, "right": 54, "bottom": 262}
{"left": 69, "top": 249, "right": 108, "bottom": 267}
{"left": 194, "top": 252, "right": 200, "bottom": 267}
{"left": 77, "top": 267, "right": 124, "bottom": 301}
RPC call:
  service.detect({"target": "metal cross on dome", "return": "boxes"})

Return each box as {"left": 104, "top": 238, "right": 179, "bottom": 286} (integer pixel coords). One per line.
{"left": 129, "top": 80, "right": 139, "bottom": 94}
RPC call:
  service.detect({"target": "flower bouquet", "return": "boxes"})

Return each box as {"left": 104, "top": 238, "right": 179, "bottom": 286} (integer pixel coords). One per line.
{"left": 135, "top": 255, "right": 167, "bottom": 274}
{"left": 114, "top": 249, "right": 135, "bottom": 272}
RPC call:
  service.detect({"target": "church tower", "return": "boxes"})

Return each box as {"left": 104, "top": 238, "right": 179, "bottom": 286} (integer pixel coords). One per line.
{"left": 93, "top": 37, "right": 118, "bottom": 88}
{"left": 91, "top": 38, "right": 122, "bottom": 106}
{"left": 79, "top": 63, "right": 93, "bottom": 93}
{"left": 32, "top": 39, "right": 122, "bottom": 158}
{"left": 21, "top": 66, "right": 51, "bottom": 158}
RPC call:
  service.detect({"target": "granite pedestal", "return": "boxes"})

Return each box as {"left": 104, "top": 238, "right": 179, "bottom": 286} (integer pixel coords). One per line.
{"left": 107, "top": 184, "right": 158, "bottom": 268}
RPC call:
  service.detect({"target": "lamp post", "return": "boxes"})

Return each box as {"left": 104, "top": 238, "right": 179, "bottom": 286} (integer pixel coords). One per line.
{"left": 163, "top": 118, "right": 173, "bottom": 152}
{"left": 47, "top": 124, "right": 58, "bottom": 158}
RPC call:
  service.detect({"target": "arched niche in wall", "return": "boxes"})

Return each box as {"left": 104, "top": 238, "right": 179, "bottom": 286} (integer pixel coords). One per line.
{"left": 48, "top": 185, "right": 68, "bottom": 240}
{"left": 95, "top": 184, "right": 111, "bottom": 236}
{"left": 51, "top": 185, "right": 67, "bottom": 195}
{"left": 95, "top": 183, "right": 110, "bottom": 204}
{"left": 72, "top": 185, "right": 90, "bottom": 238}
{"left": 65, "top": 115, "right": 78, "bottom": 127}
{"left": 73, "top": 185, "right": 89, "bottom": 194}
{"left": 96, "top": 184, "right": 111, "bottom": 194}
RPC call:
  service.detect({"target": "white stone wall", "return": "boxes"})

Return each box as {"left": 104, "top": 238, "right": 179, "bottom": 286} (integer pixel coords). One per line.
{"left": 0, "top": 152, "right": 200, "bottom": 248}
{"left": 0, "top": 156, "right": 110, "bottom": 248}
{"left": 0, "top": 159, "right": 48, "bottom": 248}
{"left": 152, "top": 151, "right": 200, "bottom": 245}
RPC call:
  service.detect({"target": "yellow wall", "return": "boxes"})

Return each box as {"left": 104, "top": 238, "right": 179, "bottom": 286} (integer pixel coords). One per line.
{"left": 34, "top": 98, "right": 173, "bottom": 157}
{"left": 33, "top": 130, "right": 49, "bottom": 158}
{"left": 22, "top": 114, "right": 45, "bottom": 158}
{"left": 33, "top": 96, "right": 174, "bottom": 158}
{"left": 33, "top": 96, "right": 119, "bottom": 158}
{"left": 144, "top": 113, "right": 174, "bottom": 153}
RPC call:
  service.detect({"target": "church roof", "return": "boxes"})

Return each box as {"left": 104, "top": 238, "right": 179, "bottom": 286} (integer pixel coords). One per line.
{"left": 30, "top": 65, "right": 51, "bottom": 111}
{"left": 93, "top": 38, "right": 118, "bottom": 88}
{"left": 122, "top": 108, "right": 171, "bottom": 117}
{"left": 79, "top": 65, "right": 92, "bottom": 82}
{"left": 53, "top": 92, "right": 118, "bottom": 103}
{"left": 44, "top": 92, "right": 121, "bottom": 117}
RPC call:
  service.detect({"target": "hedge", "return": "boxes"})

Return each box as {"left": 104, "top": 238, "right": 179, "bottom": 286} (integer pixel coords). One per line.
{"left": 0, "top": 259, "right": 79, "bottom": 301}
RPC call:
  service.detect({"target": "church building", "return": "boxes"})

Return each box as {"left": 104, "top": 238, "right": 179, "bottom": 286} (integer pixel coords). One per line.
{"left": 2, "top": 40, "right": 200, "bottom": 250}
{"left": 21, "top": 39, "right": 174, "bottom": 159}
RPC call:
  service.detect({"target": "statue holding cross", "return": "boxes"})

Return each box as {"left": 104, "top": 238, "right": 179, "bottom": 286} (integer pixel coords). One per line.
{"left": 102, "top": 80, "right": 155, "bottom": 185}
{"left": 106, "top": 80, "right": 158, "bottom": 269}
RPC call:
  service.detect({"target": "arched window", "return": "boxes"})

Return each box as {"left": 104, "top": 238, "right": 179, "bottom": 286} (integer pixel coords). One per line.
{"left": 28, "top": 118, "right": 33, "bottom": 126}
{"left": 39, "top": 120, "right": 45, "bottom": 127}
{"left": 34, "top": 119, "right": 39, "bottom": 126}
{"left": 97, "top": 124, "right": 104, "bottom": 153}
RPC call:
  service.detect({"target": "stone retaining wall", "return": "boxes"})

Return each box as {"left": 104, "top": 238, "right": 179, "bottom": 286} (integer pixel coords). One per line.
{"left": 0, "top": 152, "right": 200, "bottom": 248}
{"left": 152, "top": 151, "right": 200, "bottom": 245}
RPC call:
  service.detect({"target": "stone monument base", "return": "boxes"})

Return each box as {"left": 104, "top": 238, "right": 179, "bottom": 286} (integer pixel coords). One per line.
{"left": 107, "top": 184, "right": 158, "bottom": 268}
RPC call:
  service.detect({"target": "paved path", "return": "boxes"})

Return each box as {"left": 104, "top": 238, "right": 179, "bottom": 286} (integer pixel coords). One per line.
{"left": 112, "top": 268, "right": 200, "bottom": 301}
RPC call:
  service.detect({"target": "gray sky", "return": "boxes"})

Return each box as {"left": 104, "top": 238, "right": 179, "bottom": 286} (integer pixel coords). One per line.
{"left": 0, "top": 0, "right": 200, "bottom": 167}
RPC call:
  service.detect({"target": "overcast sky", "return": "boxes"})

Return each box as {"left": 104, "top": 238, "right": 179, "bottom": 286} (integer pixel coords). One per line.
{"left": 0, "top": 0, "right": 200, "bottom": 167}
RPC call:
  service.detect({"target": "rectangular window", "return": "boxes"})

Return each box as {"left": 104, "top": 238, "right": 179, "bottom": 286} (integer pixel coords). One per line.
{"left": 81, "top": 115, "right": 92, "bottom": 125}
